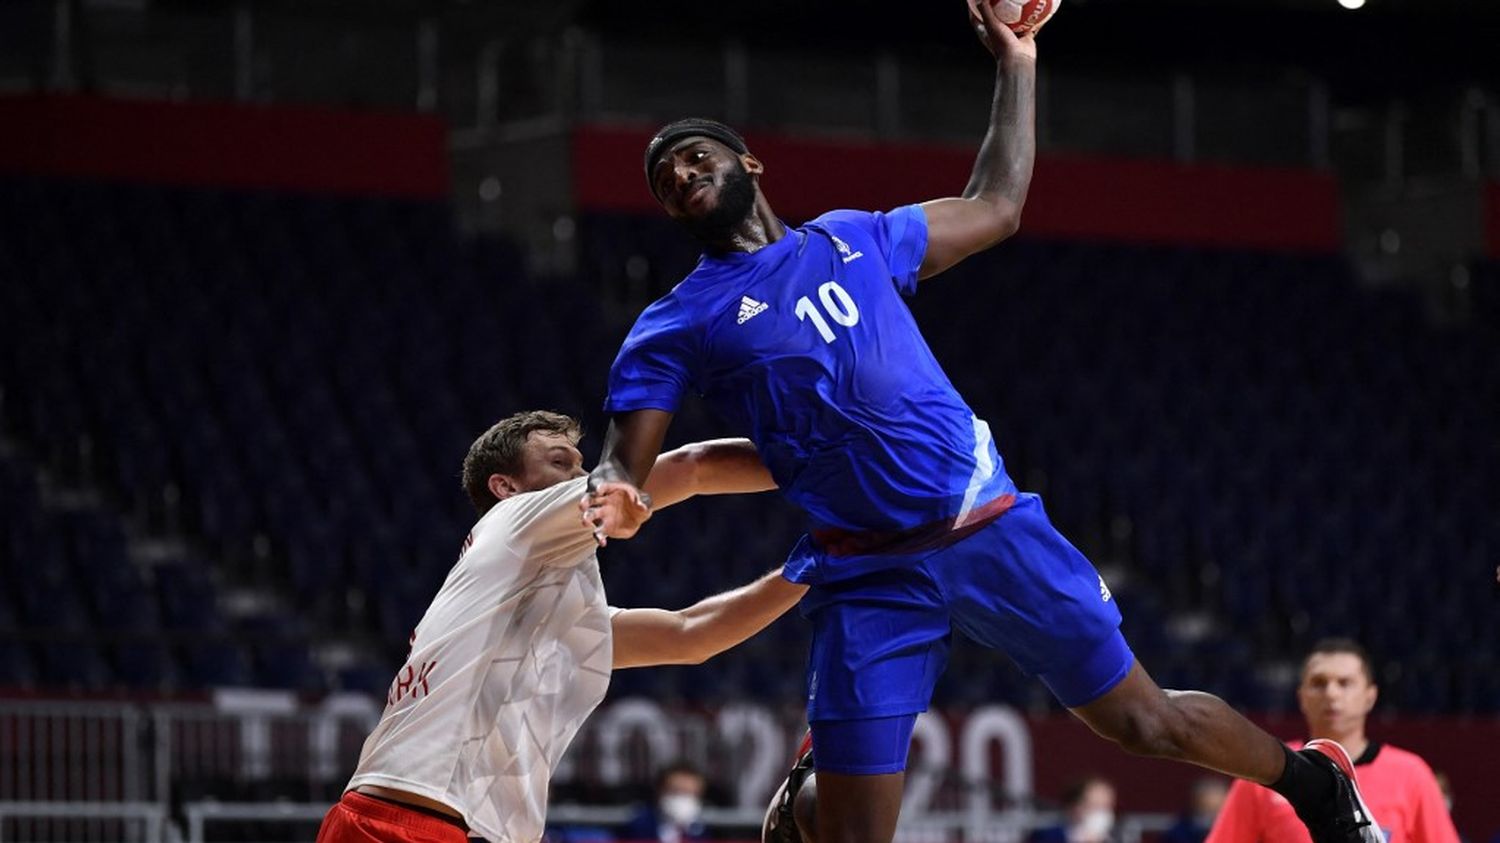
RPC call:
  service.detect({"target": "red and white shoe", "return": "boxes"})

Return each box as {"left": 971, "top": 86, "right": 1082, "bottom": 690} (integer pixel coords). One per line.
{"left": 761, "top": 731, "right": 815, "bottom": 843}
{"left": 1297, "top": 739, "right": 1385, "bottom": 843}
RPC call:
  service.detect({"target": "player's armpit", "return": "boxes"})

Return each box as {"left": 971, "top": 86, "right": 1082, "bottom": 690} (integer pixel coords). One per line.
{"left": 610, "top": 568, "right": 807, "bottom": 669}
{"left": 918, "top": 195, "right": 1022, "bottom": 280}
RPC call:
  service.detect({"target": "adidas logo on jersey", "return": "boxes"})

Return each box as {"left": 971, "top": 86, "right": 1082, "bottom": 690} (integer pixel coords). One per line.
{"left": 737, "top": 295, "right": 768, "bottom": 324}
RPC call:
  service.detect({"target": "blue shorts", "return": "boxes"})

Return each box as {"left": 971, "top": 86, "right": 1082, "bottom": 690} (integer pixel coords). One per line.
{"left": 811, "top": 714, "right": 919, "bottom": 775}
{"left": 794, "top": 494, "right": 1132, "bottom": 767}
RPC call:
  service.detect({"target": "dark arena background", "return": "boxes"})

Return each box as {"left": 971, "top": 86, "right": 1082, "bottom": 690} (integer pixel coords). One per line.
{"left": 2, "top": 0, "right": 1498, "bottom": 841}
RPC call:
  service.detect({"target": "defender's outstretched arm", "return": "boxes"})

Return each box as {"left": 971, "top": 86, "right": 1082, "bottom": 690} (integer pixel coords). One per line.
{"left": 612, "top": 568, "right": 806, "bottom": 668}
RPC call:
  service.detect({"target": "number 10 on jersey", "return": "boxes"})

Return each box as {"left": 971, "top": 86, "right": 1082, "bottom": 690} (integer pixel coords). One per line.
{"left": 795, "top": 281, "right": 861, "bottom": 343}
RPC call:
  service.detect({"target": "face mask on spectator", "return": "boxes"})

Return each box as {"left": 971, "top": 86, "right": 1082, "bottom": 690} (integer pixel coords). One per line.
{"left": 1074, "top": 808, "right": 1114, "bottom": 840}
{"left": 660, "top": 793, "right": 702, "bottom": 826}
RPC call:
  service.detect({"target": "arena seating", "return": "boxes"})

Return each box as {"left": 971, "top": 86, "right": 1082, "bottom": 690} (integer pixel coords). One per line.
{"left": 1, "top": 177, "right": 1496, "bottom": 713}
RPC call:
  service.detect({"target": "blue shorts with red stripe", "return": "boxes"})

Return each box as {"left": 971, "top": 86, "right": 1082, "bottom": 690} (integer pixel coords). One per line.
{"left": 790, "top": 493, "right": 1132, "bottom": 772}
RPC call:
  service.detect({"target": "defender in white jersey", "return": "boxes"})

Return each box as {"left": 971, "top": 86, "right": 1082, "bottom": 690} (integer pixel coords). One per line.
{"left": 318, "top": 411, "right": 797, "bottom": 843}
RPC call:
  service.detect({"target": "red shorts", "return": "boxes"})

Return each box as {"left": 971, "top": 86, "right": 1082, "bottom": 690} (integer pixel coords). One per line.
{"left": 316, "top": 792, "right": 468, "bottom": 843}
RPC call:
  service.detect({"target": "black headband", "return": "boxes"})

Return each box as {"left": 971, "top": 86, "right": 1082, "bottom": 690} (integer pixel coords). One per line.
{"left": 644, "top": 118, "right": 749, "bottom": 198}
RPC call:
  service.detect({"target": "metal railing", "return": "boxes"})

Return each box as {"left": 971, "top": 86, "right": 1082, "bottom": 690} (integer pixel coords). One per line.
{"left": 0, "top": 701, "right": 148, "bottom": 803}
{"left": 183, "top": 801, "right": 329, "bottom": 843}
{"left": 0, "top": 696, "right": 1189, "bottom": 842}
{"left": 0, "top": 801, "right": 166, "bottom": 843}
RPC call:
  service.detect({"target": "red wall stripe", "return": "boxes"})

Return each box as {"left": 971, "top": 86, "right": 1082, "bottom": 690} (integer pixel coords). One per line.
{"left": 1486, "top": 181, "right": 1500, "bottom": 259}
{"left": 573, "top": 122, "right": 1341, "bottom": 252}
{"left": 0, "top": 94, "right": 449, "bottom": 198}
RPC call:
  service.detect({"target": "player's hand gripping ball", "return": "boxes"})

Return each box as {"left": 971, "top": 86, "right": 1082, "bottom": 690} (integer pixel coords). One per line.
{"left": 986, "top": 0, "right": 1059, "bottom": 34}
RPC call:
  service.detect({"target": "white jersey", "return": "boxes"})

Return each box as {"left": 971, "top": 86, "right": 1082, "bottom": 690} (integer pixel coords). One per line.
{"left": 347, "top": 476, "right": 612, "bottom": 843}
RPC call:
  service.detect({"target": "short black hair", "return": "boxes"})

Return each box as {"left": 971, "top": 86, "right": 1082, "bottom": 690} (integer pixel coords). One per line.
{"left": 644, "top": 118, "right": 749, "bottom": 198}
{"left": 460, "top": 411, "right": 582, "bottom": 515}
{"left": 1302, "top": 638, "right": 1376, "bottom": 684}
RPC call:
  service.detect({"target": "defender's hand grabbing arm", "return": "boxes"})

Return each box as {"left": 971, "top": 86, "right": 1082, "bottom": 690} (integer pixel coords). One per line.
{"left": 582, "top": 438, "right": 776, "bottom": 542}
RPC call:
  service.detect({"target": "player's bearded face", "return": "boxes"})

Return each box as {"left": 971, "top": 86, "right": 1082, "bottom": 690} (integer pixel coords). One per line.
{"left": 679, "top": 158, "right": 756, "bottom": 241}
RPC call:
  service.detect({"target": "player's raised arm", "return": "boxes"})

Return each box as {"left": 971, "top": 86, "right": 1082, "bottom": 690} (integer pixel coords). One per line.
{"left": 611, "top": 567, "right": 807, "bottom": 668}
{"left": 917, "top": 0, "right": 1038, "bottom": 281}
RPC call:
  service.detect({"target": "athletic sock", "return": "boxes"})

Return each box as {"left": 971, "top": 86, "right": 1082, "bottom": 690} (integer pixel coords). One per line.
{"left": 1268, "top": 745, "right": 1337, "bottom": 814}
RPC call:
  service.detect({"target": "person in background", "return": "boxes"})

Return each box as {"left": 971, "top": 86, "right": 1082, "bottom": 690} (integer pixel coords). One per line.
{"left": 621, "top": 761, "right": 710, "bottom": 843}
{"left": 1164, "top": 778, "right": 1230, "bottom": 843}
{"left": 1028, "top": 776, "right": 1117, "bottom": 843}
{"left": 1207, "top": 639, "right": 1459, "bottom": 843}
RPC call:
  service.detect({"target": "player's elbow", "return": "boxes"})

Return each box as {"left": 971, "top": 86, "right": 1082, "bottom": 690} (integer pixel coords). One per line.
{"left": 662, "top": 613, "right": 716, "bottom": 665}
{"left": 988, "top": 203, "right": 1022, "bottom": 243}
{"left": 676, "top": 616, "right": 732, "bottom": 665}
{"left": 1001, "top": 208, "right": 1022, "bottom": 240}
{"left": 962, "top": 195, "right": 1022, "bottom": 249}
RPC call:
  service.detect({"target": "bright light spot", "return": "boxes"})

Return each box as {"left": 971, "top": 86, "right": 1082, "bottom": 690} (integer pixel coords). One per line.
{"left": 1337, "top": 0, "right": 1365, "bottom": 9}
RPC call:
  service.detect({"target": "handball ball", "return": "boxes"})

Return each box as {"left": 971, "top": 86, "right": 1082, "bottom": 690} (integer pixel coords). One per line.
{"left": 987, "top": 0, "right": 1060, "bottom": 34}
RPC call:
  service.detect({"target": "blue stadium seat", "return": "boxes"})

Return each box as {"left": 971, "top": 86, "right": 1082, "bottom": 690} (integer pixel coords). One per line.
{"left": 0, "top": 642, "right": 36, "bottom": 687}
{"left": 2, "top": 180, "right": 1495, "bottom": 711}
{"left": 113, "top": 643, "right": 179, "bottom": 690}
{"left": 37, "top": 642, "right": 111, "bottom": 690}
{"left": 180, "top": 641, "right": 252, "bottom": 688}
{"left": 155, "top": 561, "right": 224, "bottom": 632}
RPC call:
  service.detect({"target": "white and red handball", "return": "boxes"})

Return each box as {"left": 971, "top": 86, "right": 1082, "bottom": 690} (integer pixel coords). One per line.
{"left": 986, "top": 0, "right": 1060, "bottom": 34}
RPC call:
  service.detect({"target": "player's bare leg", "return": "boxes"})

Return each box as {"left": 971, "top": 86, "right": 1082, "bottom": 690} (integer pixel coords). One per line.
{"left": 1070, "top": 660, "right": 1382, "bottom": 843}
{"left": 1069, "top": 660, "right": 1285, "bottom": 782}
{"left": 812, "top": 771, "right": 904, "bottom": 843}
{"left": 771, "top": 662, "right": 1374, "bottom": 843}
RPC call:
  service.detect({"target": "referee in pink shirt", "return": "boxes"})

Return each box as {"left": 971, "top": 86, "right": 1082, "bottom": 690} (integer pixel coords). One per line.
{"left": 1207, "top": 640, "right": 1459, "bottom": 843}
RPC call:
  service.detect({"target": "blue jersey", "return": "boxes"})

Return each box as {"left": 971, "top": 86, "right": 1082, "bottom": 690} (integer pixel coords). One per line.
{"left": 604, "top": 205, "right": 1017, "bottom": 577}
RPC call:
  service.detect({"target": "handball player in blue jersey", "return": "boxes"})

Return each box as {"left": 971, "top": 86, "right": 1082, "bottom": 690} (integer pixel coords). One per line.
{"left": 585, "top": 4, "right": 1381, "bottom": 843}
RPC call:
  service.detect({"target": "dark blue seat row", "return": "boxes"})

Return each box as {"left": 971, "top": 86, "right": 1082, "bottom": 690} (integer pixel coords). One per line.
{"left": 1, "top": 178, "right": 1495, "bottom": 714}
